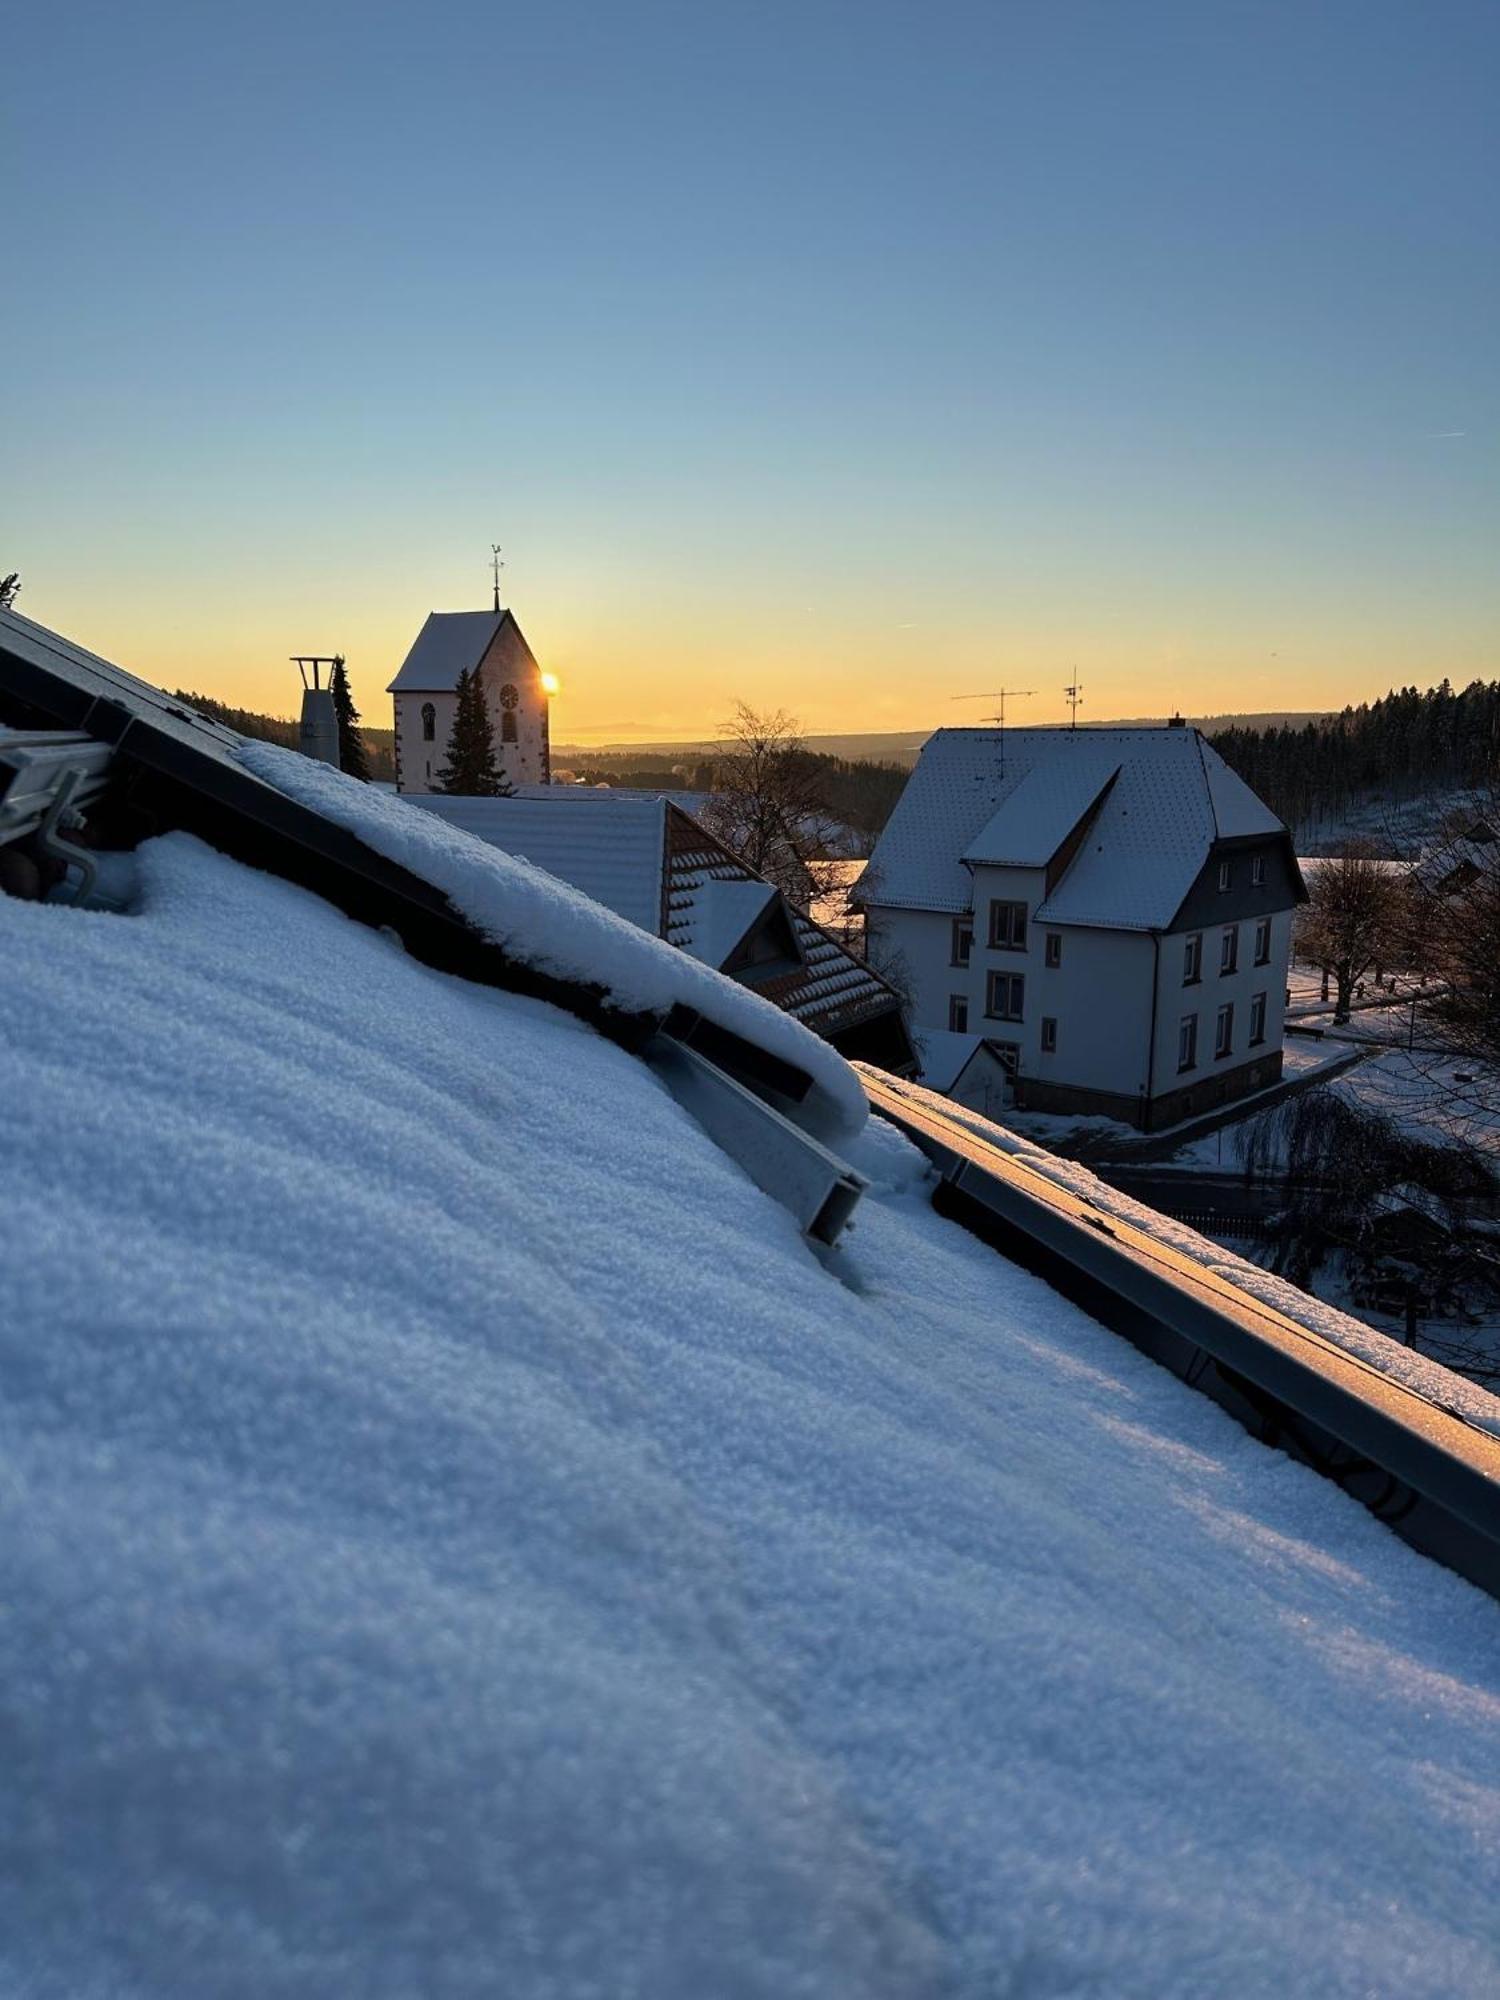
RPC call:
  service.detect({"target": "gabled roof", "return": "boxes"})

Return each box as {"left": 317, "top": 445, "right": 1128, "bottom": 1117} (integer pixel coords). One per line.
{"left": 961, "top": 760, "right": 1120, "bottom": 868}
{"left": 863, "top": 727, "right": 1286, "bottom": 931}
{"left": 679, "top": 877, "right": 782, "bottom": 969}
{"left": 387, "top": 610, "right": 509, "bottom": 693}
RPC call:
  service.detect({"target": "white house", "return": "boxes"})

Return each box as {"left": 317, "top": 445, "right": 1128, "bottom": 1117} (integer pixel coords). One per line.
{"left": 859, "top": 723, "right": 1306, "bottom": 1130}
{"left": 388, "top": 607, "right": 550, "bottom": 792}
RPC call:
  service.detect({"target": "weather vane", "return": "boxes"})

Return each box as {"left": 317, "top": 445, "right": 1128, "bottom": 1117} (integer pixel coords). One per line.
{"left": 491, "top": 543, "right": 505, "bottom": 612}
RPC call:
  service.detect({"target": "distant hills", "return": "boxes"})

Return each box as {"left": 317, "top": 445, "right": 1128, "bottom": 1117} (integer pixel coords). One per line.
{"left": 556, "top": 712, "right": 1329, "bottom": 771}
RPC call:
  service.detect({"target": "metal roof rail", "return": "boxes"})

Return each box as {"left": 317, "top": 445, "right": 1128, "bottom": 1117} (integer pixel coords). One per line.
{"left": 652, "top": 1037, "right": 866, "bottom": 1245}
{"left": 859, "top": 1066, "right": 1500, "bottom": 1602}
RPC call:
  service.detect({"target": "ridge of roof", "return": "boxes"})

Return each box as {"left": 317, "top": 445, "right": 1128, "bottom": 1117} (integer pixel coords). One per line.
{"left": 386, "top": 610, "right": 510, "bottom": 693}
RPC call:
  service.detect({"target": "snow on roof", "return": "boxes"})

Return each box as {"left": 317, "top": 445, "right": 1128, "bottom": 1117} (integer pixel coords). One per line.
{"left": 412, "top": 794, "right": 668, "bottom": 936}
{"left": 6, "top": 832, "right": 1500, "bottom": 1995}
{"left": 863, "top": 727, "right": 1286, "bottom": 930}
{"left": 678, "top": 874, "right": 779, "bottom": 967}
{"left": 961, "top": 758, "right": 1120, "bottom": 868}
{"left": 662, "top": 815, "right": 902, "bottom": 1039}
{"left": 386, "top": 610, "right": 506, "bottom": 692}
{"left": 912, "top": 1026, "right": 982, "bottom": 1091}
{"left": 238, "top": 742, "right": 867, "bottom": 1144}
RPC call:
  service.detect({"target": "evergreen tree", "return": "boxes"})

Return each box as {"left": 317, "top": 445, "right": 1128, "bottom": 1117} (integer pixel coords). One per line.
{"left": 435, "top": 668, "right": 512, "bottom": 795}
{"left": 0, "top": 571, "right": 19, "bottom": 609}
{"left": 328, "top": 656, "right": 372, "bottom": 782}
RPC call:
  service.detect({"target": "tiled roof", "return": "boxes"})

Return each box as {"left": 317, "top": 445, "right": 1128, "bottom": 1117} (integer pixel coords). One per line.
{"left": 862, "top": 727, "right": 1285, "bottom": 931}
{"left": 663, "top": 811, "right": 901, "bottom": 1037}
{"left": 387, "top": 612, "right": 506, "bottom": 692}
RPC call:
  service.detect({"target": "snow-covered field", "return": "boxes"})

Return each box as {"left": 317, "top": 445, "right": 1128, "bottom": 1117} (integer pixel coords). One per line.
{"left": 4, "top": 830, "right": 1500, "bottom": 1997}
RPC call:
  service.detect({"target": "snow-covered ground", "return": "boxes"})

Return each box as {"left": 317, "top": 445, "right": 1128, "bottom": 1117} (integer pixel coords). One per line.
{"left": 5, "top": 832, "right": 1500, "bottom": 1996}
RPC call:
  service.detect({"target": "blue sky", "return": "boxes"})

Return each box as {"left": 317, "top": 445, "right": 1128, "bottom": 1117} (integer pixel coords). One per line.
{"left": 5, "top": 0, "right": 1496, "bottom": 738}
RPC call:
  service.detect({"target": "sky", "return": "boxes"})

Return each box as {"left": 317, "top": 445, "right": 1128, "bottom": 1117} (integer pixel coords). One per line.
{"left": 5, "top": 0, "right": 1497, "bottom": 744}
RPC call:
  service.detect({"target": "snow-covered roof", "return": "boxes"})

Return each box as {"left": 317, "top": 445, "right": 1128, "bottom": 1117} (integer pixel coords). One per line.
{"left": 912, "top": 1025, "right": 982, "bottom": 1091}
{"left": 240, "top": 743, "right": 866, "bottom": 1144}
{"left": 413, "top": 794, "right": 668, "bottom": 935}
{"left": 961, "top": 759, "right": 1119, "bottom": 868}
{"left": 386, "top": 610, "right": 507, "bottom": 692}
{"left": 6, "top": 828, "right": 1500, "bottom": 1994}
{"left": 863, "top": 727, "right": 1286, "bottom": 929}
{"left": 678, "top": 875, "right": 780, "bottom": 967}
{"left": 404, "top": 785, "right": 904, "bottom": 1050}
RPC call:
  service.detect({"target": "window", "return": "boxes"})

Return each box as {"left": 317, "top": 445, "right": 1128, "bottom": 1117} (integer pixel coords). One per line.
{"left": 1215, "top": 1002, "right": 1234, "bottom": 1059}
{"left": 1253, "top": 918, "right": 1271, "bottom": 966}
{"left": 1217, "top": 859, "right": 1231, "bottom": 892}
{"left": 993, "top": 1042, "right": 1021, "bottom": 1077}
{"left": 988, "top": 900, "right": 1028, "bottom": 951}
{"left": 1220, "top": 926, "right": 1238, "bottom": 975}
{"left": 986, "top": 970, "right": 1025, "bottom": 1021}
{"left": 501, "top": 710, "right": 518, "bottom": 744}
{"left": 421, "top": 702, "right": 436, "bottom": 742}
{"left": 948, "top": 994, "right": 969, "bottom": 1033}
{"left": 951, "top": 919, "right": 973, "bottom": 968}
{"left": 1249, "top": 991, "right": 1267, "bottom": 1046}
{"left": 1040, "top": 1016, "right": 1057, "bottom": 1053}
{"left": 1183, "top": 933, "right": 1202, "bottom": 985}
{"left": 1178, "top": 1014, "right": 1198, "bottom": 1072}
{"left": 1252, "top": 855, "right": 1266, "bottom": 887}
{"left": 1044, "top": 932, "right": 1062, "bottom": 969}
{"left": 499, "top": 682, "right": 520, "bottom": 712}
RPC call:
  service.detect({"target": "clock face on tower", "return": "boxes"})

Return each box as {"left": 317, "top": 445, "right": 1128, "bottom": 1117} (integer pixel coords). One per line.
{"left": 499, "top": 683, "right": 520, "bottom": 711}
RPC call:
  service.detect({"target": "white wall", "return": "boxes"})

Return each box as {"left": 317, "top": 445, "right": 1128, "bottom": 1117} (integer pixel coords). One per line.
{"left": 394, "top": 691, "right": 459, "bottom": 794}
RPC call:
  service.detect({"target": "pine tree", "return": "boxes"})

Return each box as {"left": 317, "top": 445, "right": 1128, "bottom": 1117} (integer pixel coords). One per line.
{"left": 435, "top": 668, "right": 513, "bottom": 796}
{"left": 328, "top": 656, "right": 372, "bottom": 782}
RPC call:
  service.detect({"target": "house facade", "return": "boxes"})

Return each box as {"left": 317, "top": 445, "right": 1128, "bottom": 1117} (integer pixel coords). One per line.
{"left": 859, "top": 724, "right": 1305, "bottom": 1130}
{"left": 388, "top": 608, "right": 550, "bottom": 792}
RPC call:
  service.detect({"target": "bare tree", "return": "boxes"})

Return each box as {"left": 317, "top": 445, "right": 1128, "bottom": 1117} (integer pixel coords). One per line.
{"left": 699, "top": 703, "right": 836, "bottom": 910}
{"left": 1296, "top": 845, "right": 1405, "bottom": 1022}
{"left": 1417, "top": 797, "right": 1500, "bottom": 1072}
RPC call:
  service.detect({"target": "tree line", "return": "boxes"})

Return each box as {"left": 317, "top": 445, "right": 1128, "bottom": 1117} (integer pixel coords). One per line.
{"left": 1210, "top": 679, "right": 1500, "bottom": 832}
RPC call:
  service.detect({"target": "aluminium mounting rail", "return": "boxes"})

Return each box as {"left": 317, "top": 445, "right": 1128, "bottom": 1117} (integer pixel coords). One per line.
{"left": 859, "top": 1064, "right": 1500, "bottom": 1602}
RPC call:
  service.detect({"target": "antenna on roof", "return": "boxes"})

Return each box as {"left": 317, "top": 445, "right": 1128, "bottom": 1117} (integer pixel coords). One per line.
{"left": 491, "top": 544, "right": 504, "bottom": 613}
{"left": 1064, "top": 680, "right": 1083, "bottom": 731}
{"left": 950, "top": 687, "right": 1035, "bottom": 772}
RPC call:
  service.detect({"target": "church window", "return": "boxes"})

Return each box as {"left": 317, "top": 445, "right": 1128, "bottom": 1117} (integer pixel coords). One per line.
{"left": 421, "top": 702, "right": 435, "bottom": 741}
{"left": 499, "top": 683, "right": 520, "bottom": 710}
{"left": 501, "top": 710, "right": 518, "bottom": 744}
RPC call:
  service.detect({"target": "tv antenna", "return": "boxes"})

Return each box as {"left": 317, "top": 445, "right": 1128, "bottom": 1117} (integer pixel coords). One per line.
{"left": 951, "top": 686, "right": 1035, "bottom": 769}
{"left": 1064, "top": 679, "right": 1084, "bottom": 730}
{"left": 491, "top": 543, "right": 505, "bottom": 612}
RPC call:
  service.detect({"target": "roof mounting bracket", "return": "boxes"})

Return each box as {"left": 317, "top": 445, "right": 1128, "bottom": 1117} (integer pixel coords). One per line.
{"left": 649, "top": 1036, "right": 866, "bottom": 1246}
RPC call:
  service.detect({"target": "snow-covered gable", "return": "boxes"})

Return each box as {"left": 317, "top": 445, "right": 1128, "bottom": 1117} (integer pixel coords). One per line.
{"left": 413, "top": 794, "right": 668, "bottom": 936}
{"left": 679, "top": 875, "right": 782, "bottom": 968}
{"left": 961, "top": 757, "right": 1120, "bottom": 868}
{"left": 865, "top": 726, "right": 1287, "bottom": 931}
{"left": 386, "top": 611, "right": 507, "bottom": 692}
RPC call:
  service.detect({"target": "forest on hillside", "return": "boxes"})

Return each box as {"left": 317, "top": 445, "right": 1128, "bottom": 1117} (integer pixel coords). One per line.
{"left": 1209, "top": 679, "right": 1500, "bottom": 833}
